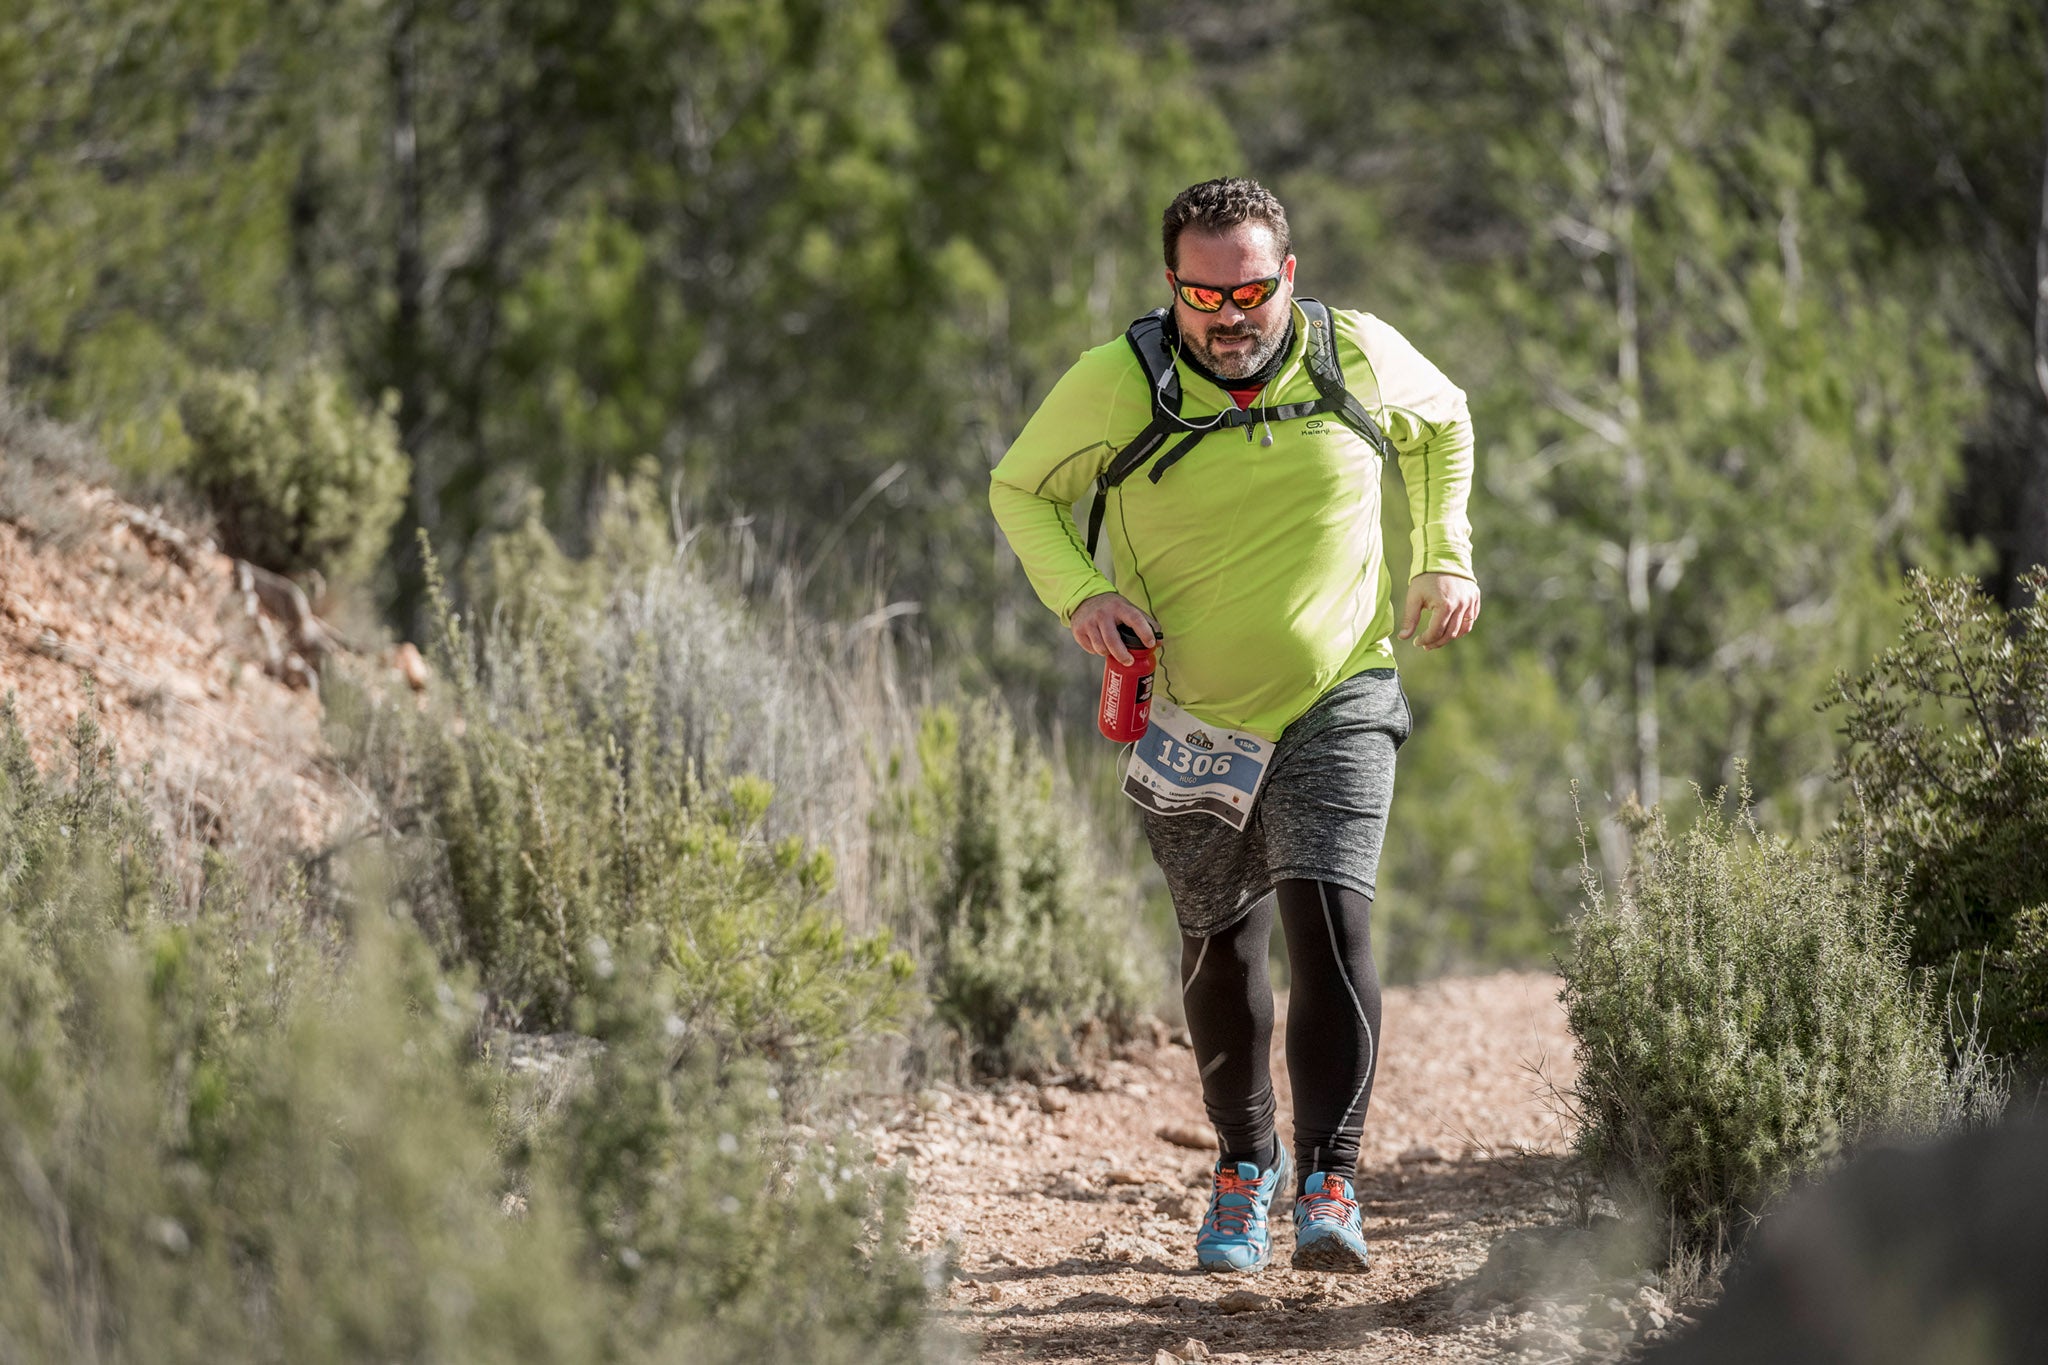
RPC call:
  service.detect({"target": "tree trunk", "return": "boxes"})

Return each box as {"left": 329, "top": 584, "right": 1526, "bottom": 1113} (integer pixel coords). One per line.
{"left": 2022, "top": 44, "right": 2048, "bottom": 603}
{"left": 1594, "top": 16, "right": 1660, "bottom": 808}
{"left": 385, "top": 0, "right": 433, "bottom": 632}
{"left": 389, "top": 0, "right": 428, "bottom": 525}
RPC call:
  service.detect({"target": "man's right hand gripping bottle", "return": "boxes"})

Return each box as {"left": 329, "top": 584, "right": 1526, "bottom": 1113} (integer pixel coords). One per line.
{"left": 1097, "top": 622, "right": 1161, "bottom": 743}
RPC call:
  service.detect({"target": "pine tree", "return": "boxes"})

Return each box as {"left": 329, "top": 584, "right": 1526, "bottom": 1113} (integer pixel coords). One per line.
{"left": 1481, "top": 0, "right": 1972, "bottom": 859}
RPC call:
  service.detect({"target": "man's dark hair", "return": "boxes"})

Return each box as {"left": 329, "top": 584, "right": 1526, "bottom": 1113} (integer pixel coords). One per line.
{"left": 1161, "top": 178, "right": 1292, "bottom": 271}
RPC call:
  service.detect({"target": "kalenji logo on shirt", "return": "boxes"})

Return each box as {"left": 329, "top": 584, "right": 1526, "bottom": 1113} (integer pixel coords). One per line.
{"left": 1303, "top": 419, "right": 1334, "bottom": 435}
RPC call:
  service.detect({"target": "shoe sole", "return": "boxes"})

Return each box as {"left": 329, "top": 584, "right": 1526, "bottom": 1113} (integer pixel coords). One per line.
{"left": 1291, "top": 1237, "right": 1371, "bottom": 1274}
{"left": 1197, "top": 1253, "right": 1270, "bottom": 1274}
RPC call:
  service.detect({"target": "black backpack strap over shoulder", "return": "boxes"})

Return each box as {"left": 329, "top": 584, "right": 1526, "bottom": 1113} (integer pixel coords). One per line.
{"left": 1086, "top": 308, "right": 1188, "bottom": 557}
{"left": 1125, "top": 307, "right": 1181, "bottom": 417}
{"left": 1297, "top": 297, "right": 1399, "bottom": 463}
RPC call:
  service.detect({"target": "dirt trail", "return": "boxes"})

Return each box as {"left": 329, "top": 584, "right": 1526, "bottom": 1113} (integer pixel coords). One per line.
{"left": 878, "top": 972, "right": 1680, "bottom": 1364}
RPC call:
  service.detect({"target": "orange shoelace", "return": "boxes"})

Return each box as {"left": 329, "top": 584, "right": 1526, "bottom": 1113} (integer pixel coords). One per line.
{"left": 1201, "top": 1169, "right": 1262, "bottom": 1237}
{"left": 1296, "top": 1180, "right": 1358, "bottom": 1226}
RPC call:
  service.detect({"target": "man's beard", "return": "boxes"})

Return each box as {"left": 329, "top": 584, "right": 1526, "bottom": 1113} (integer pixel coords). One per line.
{"left": 1188, "top": 316, "right": 1287, "bottom": 380}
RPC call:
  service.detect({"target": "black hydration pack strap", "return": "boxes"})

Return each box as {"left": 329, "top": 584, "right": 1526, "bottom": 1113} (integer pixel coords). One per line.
{"left": 1083, "top": 298, "right": 1399, "bottom": 557}
{"left": 1083, "top": 307, "right": 1183, "bottom": 558}
{"left": 1298, "top": 297, "right": 1399, "bottom": 463}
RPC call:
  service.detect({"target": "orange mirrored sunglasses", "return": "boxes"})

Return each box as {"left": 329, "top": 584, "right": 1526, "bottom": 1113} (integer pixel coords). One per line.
{"left": 1174, "top": 273, "right": 1283, "bottom": 313}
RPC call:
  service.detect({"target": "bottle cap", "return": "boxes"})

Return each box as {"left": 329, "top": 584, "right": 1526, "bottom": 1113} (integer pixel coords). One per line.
{"left": 1115, "top": 622, "right": 1162, "bottom": 649}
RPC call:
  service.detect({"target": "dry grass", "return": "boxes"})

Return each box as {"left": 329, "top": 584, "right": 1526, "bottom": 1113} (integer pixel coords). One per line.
{"left": 0, "top": 392, "right": 118, "bottom": 550}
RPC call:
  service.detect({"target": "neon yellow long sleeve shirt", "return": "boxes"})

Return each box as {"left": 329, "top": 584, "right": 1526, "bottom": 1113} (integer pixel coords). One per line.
{"left": 988, "top": 302, "right": 1475, "bottom": 739}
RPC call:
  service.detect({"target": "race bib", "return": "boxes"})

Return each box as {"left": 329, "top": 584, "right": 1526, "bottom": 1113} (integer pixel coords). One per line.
{"left": 1121, "top": 698, "right": 1273, "bottom": 831}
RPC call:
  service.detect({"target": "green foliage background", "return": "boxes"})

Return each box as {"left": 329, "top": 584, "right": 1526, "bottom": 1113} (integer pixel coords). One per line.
{"left": 6, "top": 0, "right": 2048, "bottom": 978}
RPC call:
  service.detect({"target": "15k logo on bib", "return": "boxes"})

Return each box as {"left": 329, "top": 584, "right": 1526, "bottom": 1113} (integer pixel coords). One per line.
{"left": 1121, "top": 699, "right": 1272, "bottom": 831}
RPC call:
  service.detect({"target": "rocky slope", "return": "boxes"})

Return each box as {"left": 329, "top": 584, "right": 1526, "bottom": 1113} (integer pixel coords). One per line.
{"left": 0, "top": 464, "right": 387, "bottom": 877}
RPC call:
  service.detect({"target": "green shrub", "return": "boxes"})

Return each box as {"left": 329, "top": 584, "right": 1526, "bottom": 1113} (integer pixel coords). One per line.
{"left": 0, "top": 698, "right": 594, "bottom": 1361}
{"left": 919, "top": 703, "right": 1148, "bottom": 1077}
{"left": 0, "top": 699, "right": 936, "bottom": 1365}
{"left": 338, "top": 553, "right": 913, "bottom": 1078}
{"left": 454, "top": 466, "right": 928, "bottom": 944}
{"left": 1, "top": 694, "right": 167, "bottom": 944}
{"left": 1561, "top": 792, "right": 1962, "bottom": 1256}
{"left": 551, "top": 948, "right": 932, "bottom": 1363}
{"left": 1827, "top": 567, "right": 2048, "bottom": 1064}
{"left": 177, "top": 366, "right": 408, "bottom": 580}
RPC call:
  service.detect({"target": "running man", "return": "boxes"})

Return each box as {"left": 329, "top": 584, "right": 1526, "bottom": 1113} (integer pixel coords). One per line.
{"left": 987, "top": 177, "right": 1479, "bottom": 1274}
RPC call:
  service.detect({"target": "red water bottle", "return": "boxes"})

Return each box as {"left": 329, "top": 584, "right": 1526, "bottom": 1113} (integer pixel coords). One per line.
{"left": 1098, "top": 622, "right": 1162, "bottom": 742}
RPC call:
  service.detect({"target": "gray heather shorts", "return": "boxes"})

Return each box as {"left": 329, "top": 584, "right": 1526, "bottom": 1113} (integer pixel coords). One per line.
{"left": 1141, "top": 668, "right": 1412, "bottom": 938}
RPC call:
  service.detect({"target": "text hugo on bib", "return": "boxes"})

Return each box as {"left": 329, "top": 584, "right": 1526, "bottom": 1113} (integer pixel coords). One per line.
{"left": 1121, "top": 698, "right": 1273, "bottom": 832}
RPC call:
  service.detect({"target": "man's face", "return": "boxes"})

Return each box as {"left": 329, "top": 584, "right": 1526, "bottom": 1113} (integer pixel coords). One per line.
{"left": 1167, "top": 225, "right": 1297, "bottom": 381}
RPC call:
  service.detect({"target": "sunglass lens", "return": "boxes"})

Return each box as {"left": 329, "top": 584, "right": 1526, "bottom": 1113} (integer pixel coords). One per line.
{"left": 1231, "top": 279, "right": 1278, "bottom": 309}
{"left": 1180, "top": 284, "right": 1226, "bottom": 312}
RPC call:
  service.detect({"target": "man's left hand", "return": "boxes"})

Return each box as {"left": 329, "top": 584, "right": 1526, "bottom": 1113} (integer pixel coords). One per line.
{"left": 1399, "top": 573, "right": 1481, "bottom": 651}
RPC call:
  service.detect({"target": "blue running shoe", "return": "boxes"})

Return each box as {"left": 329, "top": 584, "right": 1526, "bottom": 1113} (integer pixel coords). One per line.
{"left": 1195, "top": 1148, "right": 1290, "bottom": 1273}
{"left": 1292, "top": 1171, "right": 1370, "bottom": 1273}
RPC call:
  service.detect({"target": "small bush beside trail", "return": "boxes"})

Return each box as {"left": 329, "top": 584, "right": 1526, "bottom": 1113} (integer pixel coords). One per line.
{"left": 1828, "top": 567, "right": 2048, "bottom": 1066}
{"left": 554, "top": 961, "right": 930, "bottom": 1360}
{"left": 177, "top": 366, "right": 408, "bottom": 581}
{"left": 344, "top": 573, "right": 913, "bottom": 1073}
{"left": 918, "top": 704, "right": 1148, "bottom": 1077}
{"left": 1560, "top": 794, "right": 1964, "bottom": 1257}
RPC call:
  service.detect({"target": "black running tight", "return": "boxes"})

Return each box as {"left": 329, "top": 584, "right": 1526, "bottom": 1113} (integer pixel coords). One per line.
{"left": 1178, "top": 879, "right": 1382, "bottom": 1189}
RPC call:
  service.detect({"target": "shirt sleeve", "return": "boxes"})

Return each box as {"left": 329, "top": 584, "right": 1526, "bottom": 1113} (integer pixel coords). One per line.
{"left": 1348, "top": 313, "right": 1477, "bottom": 582}
{"left": 987, "top": 341, "right": 1143, "bottom": 623}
